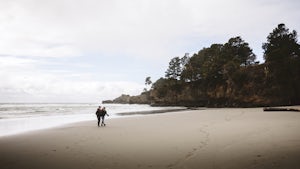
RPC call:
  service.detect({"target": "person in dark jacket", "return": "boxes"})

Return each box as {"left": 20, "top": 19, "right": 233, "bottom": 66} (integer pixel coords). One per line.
{"left": 99, "top": 107, "right": 109, "bottom": 126}
{"left": 95, "top": 106, "right": 102, "bottom": 127}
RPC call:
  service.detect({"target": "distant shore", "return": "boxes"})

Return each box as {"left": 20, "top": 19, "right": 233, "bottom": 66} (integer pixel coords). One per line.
{"left": 1, "top": 107, "right": 300, "bottom": 169}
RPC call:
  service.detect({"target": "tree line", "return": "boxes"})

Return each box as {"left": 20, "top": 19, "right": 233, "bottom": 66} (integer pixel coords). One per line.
{"left": 147, "top": 23, "right": 300, "bottom": 107}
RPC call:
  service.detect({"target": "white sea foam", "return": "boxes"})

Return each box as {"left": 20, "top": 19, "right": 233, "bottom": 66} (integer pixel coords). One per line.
{"left": 0, "top": 103, "right": 182, "bottom": 136}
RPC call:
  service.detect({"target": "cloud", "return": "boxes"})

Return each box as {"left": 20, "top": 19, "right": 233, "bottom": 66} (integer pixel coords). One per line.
{"left": 0, "top": 56, "right": 144, "bottom": 103}
{"left": 0, "top": 0, "right": 299, "bottom": 102}
{"left": 0, "top": 0, "right": 199, "bottom": 59}
{"left": 1, "top": 0, "right": 299, "bottom": 60}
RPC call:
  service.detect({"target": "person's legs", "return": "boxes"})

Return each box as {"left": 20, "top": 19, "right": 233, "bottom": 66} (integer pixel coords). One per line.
{"left": 101, "top": 116, "right": 105, "bottom": 126}
{"left": 97, "top": 116, "right": 100, "bottom": 127}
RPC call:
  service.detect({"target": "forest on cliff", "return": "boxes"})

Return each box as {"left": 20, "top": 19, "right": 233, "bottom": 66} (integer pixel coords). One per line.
{"left": 146, "top": 23, "right": 300, "bottom": 107}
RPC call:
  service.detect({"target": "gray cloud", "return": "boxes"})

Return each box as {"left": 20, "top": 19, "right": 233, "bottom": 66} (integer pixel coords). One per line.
{"left": 0, "top": 0, "right": 299, "bottom": 102}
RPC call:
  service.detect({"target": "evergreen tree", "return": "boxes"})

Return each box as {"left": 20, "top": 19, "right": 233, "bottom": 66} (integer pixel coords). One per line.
{"left": 165, "top": 57, "right": 182, "bottom": 80}
{"left": 263, "top": 23, "right": 300, "bottom": 104}
{"left": 144, "top": 76, "right": 152, "bottom": 92}
{"left": 149, "top": 24, "right": 299, "bottom": 106}
{"left": 145, "top": 76, "right": 152, "bottom": 86}
{"left": 223, "top": 36, "right": 256, "bottom": 66}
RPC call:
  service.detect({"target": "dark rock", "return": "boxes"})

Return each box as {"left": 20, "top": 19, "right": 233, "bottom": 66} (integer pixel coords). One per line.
{"left": 102, "top": 92, "right": 151, "bottom": 104}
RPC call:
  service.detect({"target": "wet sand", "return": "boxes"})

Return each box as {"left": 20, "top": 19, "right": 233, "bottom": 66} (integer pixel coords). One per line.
{"left": 0, "top": 107, "right": 300, "bottom": 169}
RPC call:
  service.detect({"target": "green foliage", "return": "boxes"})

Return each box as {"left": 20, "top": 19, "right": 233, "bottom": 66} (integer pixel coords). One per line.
{"left": 165, "top": 54, "right": 190, "bottom": 80}
{"left": 181, "top": 53, "right": 203, "bottom": 82}
{"left": 182, "top": 37, "right": 255, "bottom": 85}
{"left": 145, "top": 77, "right": 152, "bottom": 86}
{"left": 263, "top": 23, "right": 300, "bottom": 104}
{"left": 223, "top": 36, "right": 256, "bottom": 66}
{"left": 181, "top": 44, "right": 224, "bottom": 82}
{"left": 165, "top": 57, "right": 182, "bottom": 80}
{"left": 148, "top": 23, "right": 300, "bottom": 107}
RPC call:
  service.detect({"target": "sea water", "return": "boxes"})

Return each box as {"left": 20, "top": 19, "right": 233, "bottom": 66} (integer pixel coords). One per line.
{"left": 0, "top": 103, "right": 181, "bottom": 137}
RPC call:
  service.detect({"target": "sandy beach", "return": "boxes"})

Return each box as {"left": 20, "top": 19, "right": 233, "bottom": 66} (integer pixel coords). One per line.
{"left": 1, "top": 107, "right": 300, "bottom": 169}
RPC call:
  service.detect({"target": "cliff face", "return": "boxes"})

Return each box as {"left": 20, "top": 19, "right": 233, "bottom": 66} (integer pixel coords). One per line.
{"left": 102, "top": 94, "right": 130, "bottom": 104}
{"left": 145, "top": 63, "right": 282, "bottom": 107}
{"left": 102, "top": 92, "right": 151, "bottom": 104}
{"left": 102, "top": 64, "right": 291, "bottom": 107}
{"left": 113, "top": 94, "right": 131, "bottom": 104}
{"left": 128, "top": 92, "right": 151, "bottom": 104}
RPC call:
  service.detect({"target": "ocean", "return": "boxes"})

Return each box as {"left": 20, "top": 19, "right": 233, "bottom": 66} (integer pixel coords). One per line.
{"left": 0, "top": 103, "right": 183, "bottom": 137}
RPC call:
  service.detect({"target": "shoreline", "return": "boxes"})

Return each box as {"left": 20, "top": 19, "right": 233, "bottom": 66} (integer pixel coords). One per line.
{"left": 116, "top": 107, "right": 188, "bottom": 116}
{"left": 0, "top": 106, "right": 187, "bottom": 137}
{"left": 1, "top": 107, "right": 300, "bottom": 169}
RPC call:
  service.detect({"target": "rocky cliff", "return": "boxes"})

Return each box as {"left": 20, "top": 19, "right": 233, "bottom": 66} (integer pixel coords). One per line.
{"left": 102, "top": 92, "right": 151, "bottom": 104}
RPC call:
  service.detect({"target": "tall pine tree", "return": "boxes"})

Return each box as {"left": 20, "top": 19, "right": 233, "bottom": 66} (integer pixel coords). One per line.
{"left": 263, "top": 23, "right": 300, "bottom": 104}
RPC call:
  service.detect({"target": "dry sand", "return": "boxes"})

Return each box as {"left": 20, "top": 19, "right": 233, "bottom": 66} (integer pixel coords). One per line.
{"left": 1, "top": 107, "right": 300, "bottom": 169}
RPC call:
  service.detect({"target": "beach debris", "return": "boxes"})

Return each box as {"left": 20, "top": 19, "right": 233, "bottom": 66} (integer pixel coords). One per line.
{"left": 263, "top": 107, "right": 300, "bottom": 112}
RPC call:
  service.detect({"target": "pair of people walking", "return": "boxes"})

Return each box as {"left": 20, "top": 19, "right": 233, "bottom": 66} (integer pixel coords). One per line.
{"left": 96, "top": 106, "right": 109, "bottom": 127}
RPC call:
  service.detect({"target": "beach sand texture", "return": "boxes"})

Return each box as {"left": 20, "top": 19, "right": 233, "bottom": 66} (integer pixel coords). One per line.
{"left": 0, "top": 108, "right": 300, "bottom": 169}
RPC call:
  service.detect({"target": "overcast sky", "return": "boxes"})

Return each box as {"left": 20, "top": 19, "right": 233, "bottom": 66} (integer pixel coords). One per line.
{"left": 0, "top": 0, "right": 299, "bottom": 103}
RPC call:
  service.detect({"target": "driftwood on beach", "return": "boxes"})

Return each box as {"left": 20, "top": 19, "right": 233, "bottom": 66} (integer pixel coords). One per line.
{"left": 263, "top": 107, "right": 300, "bottom": 112}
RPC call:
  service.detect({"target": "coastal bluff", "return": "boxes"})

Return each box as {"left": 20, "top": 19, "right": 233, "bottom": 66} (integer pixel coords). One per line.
{"left": 102, "top": 92, "right": 150, "bottom": 104}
